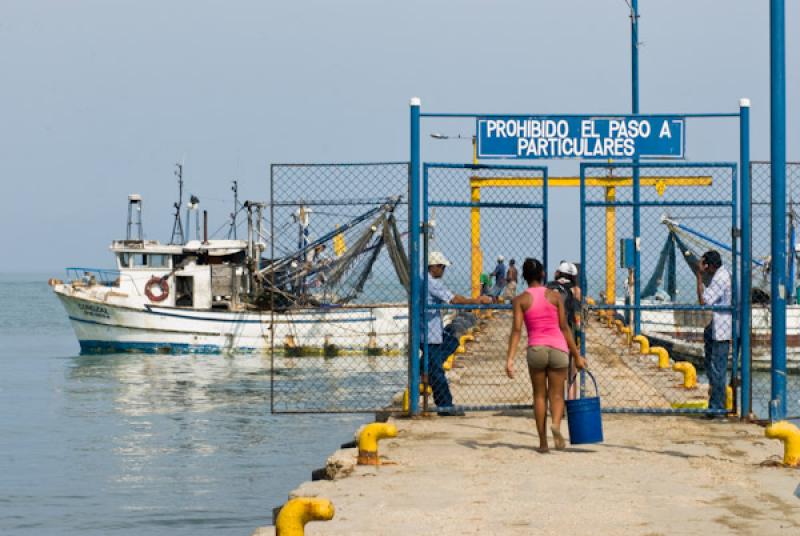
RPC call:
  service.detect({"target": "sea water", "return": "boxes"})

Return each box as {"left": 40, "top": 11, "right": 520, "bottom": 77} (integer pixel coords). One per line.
{"left": 0, "top": 274, "right": 369, "bottom": 535}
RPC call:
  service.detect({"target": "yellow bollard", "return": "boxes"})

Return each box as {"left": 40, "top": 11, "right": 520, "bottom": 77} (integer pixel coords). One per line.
{"left": 649, "top": 346, "right": 670, "bottom": 369}
{"left": 614, "top": 319, "right": 624, "bottom": 333}
{"left": 442, "top": 354, "right": 455, "bottom": 371}
{"left": 402, "top": 389, "right": 409, "bottom": 412}
{"left": 357, "top": 422, "right": 398, "bottom": 465}
{"left": 672, "top": 361, "right": 697, "bottom": 389}
{"left": 621, "top": 326, "right": 632, "bottom": 345}
{"left": 765, "top": 421, "right": 800, "bottom": 467}
{"left": 726, "top": 385, "right": 733, "bottom": 411}
{"left": 586, "top": 297, "right": 596, "bottom": 306}
{"left": 275, "top": 497, "right": 335, "bottom": 536}
{"left": 632, "top": 335, "right": 650, "bottom": 354}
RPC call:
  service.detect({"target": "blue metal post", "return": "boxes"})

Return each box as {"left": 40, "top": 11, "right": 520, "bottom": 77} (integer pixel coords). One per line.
{"left": 631, "top": 0, "right": 640, "bottom": 115}
{"left": 579, "top": 164, "right": 587, "bottom": 357}
{"left": 631, "top": 0, "right": 641, "bottom": 333}
{"left": 408, "top": 97, "right": 422, "bottom": 416}
{"left": 739, "top": 99, "right": 752, "bottom": 419}
{"left": 769, "top": 0, "right": 787, "bottom": 420}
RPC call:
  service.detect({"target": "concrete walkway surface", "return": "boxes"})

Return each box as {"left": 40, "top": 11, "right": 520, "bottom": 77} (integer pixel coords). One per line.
{"left": 255, "top": 414, "right": 799, "bottom": 536}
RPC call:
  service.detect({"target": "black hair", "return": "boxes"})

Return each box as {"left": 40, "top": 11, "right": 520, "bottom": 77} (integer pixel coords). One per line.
{"left": 702, "top": 250, "right": 722, "bottom": 269}
{"left": 509, "top": 259, "right": 516, "bottom": 265}
{"left": 522, "top": 258, "right": 545, "bottom": 284}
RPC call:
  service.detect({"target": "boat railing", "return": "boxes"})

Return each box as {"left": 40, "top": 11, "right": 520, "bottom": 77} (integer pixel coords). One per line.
{"left": 65, "top": 267, "right": 143, "bottom": 296}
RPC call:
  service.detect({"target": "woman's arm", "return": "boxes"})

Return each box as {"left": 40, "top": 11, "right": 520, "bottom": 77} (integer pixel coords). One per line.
{"left": 505, "top": 296, "right": 525, "bottom": 378}
{"left": 556, "top": 294, "right": 586, "bottom": 369}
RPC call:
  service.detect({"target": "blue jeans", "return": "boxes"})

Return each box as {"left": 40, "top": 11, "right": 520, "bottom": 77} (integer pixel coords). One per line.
{"left": 703, "top": 324, "right": 730, "bottom": 411}
{"left": 422, "top": 333, "right": 458, "bottom": 408}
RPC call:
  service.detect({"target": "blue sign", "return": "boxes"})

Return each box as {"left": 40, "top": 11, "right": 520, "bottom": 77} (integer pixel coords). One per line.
{"left": 476, "top": 116, "right": 685, "bottom": 160}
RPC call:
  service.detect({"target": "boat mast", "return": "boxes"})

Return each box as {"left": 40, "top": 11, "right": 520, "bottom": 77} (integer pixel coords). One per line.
{"left": 169, "top": 163, "right": 185, "bottom": 244}
{"left": 228, "top": 180, "right": 239, "bottom": 239}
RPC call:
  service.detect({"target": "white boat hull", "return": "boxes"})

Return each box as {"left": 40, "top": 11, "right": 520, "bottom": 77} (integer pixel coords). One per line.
{"left": 54, "top": 286, "right": 408, "bottom": 354}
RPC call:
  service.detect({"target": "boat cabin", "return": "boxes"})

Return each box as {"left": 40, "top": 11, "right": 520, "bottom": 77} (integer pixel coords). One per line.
{"left": 110, "top": 239, "right": 249, "bottom": 309}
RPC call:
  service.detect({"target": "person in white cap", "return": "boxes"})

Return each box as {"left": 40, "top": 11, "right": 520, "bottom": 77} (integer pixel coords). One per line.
{"left": 426, "top": 251, "right": 492, "bottom": 416}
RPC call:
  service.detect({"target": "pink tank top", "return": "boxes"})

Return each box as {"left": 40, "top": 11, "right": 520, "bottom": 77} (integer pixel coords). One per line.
{"left": 523, "top": 287, "right": 568, "bottom": 352}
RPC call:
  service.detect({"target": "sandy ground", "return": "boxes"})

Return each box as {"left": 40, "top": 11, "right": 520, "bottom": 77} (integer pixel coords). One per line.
{"left": 256, "top": 414, "right": 800, "bottom": 536}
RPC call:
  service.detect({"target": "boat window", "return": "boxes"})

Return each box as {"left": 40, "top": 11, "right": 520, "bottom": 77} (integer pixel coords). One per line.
{"left": 118, "top": 253, "right": 131, "bottom": 268}
{"left": 132, "top": 254, "right": 147, "bottom": 267}
{"left": 149, "top": 254, "right": 169, "bottom": 268}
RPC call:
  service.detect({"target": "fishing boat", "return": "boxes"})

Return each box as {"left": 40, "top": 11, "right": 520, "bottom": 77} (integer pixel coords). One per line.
{"left": 50, "top": 171, "right": 409, "bottom": 354}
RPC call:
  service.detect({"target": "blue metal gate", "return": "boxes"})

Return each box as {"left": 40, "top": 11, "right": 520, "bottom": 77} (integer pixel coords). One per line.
{"left": 418, "top": 163, "right": 548, "bottom": 413}
{"left": 580, "top": 162, "right": 738, "bottom": 415}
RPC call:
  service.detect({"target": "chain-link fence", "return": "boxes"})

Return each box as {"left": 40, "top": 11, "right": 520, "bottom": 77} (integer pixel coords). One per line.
{"left": 268, "top": 163, "right": 410, "bottom": 413}
{"left": 749, "top": 161, "right": 800, "bottom": 419}
{"left": 421, "top": 163, "right": 547, "bottom": 412}
{"left": 581, "top": 163, "right": 737, "bottom": 414}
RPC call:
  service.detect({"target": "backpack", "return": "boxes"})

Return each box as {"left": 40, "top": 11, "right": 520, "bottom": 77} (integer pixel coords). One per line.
{"left": 545, "top": 281, "right": 578, "bottom": 331}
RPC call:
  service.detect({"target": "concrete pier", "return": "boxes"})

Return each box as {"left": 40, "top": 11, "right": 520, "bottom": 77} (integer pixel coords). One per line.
{"left": 255, "top": 312, "right": 799, "bottom": 534}
{"left": 255, "top": 414, "right": 799, "bottom": 535}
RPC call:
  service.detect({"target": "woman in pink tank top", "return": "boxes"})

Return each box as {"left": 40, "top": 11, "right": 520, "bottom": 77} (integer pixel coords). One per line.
{"left": 505, "top": 258, "right": 585, "bottom": 452}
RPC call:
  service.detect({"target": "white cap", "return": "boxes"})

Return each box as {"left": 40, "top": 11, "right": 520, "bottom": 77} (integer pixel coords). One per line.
{"left": 428, "top": 251, "right": 451, "bottom": 267}
{"left": 556, "top": 261, "right": 578, "bottom": 276}
{"left": 497, "top": 255, "right": 504, "bottom": 262}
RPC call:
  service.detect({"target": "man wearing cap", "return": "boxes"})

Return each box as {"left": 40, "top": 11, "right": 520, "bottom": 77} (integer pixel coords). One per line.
{"left": 696, "top": 250, "right": 731, "bottom": 414}
{"left": 426, "top": 251, "right": 492, "bottom": 416}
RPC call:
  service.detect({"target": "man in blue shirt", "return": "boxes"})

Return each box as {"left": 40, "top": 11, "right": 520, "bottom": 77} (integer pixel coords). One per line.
{"left": 490, "top": 256, "right": 507, "bottom": 298}
{"left": 695, "top": 250, "right": 732, "bottom": 414}
{"left": 426, "top": 251, "right": 492, "bottom": 416}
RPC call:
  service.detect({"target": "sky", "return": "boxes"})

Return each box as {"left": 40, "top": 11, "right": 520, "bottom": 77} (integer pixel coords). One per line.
{"left": 0, "top": 0, "right": 797, "bottom": 274}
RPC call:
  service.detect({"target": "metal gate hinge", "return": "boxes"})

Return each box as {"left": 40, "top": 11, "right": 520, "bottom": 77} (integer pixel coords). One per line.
{"left": 732, "top": 228, "right": 741, "bottom": 238}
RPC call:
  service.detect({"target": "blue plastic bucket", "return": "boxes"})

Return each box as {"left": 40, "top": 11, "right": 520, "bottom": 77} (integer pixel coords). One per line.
{"left": 566, "top": 370, "right": 604, "bottom": 444}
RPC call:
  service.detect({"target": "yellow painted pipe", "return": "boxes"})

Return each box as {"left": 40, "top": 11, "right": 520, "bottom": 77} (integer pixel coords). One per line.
{"left": 649, "top": 346, "right": 670, "bottom": 369}
{"left": 726, "top": 385, "right": 733, "bottom": 411}
{"left": 442, "top": 354, "right": 455, "bottom": 371}
{"left": 765, "top": 421, "right": 800, "bottom": 467}
{"left": 614, "top": 319, "right": 624, "bottom": 333}
{"left": 470, "top": 185, "right": 482, "bottom": 298}
{"left": 275, "top": 497, "right": 335, "bottom": 536}
{"left": 586, "top": 296, "right": 596, "bottom": 306}
{"left": 402, "top": 389, "right": 409, "bottom": 412}
{"left": 605, "top": 186, "right": 616, "bottom": 307}
{"left": 621, "top": 326, "right": 632, "bottom": 345}
{"left": 632, "top": 335, "right": 650, "bottom": 354}
{"left": 672, "top": 361, "right": 697, "bottom": 389}
{"left": 357, "top": 422, "right": 398, "bottom": 465}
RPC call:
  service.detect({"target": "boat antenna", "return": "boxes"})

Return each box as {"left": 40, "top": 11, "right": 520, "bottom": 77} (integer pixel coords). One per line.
{"left": 228, "top": 179, "right": 239, "bottom": 239}
{"left": 169, "top": 163, "right": 186, "bottom": 244}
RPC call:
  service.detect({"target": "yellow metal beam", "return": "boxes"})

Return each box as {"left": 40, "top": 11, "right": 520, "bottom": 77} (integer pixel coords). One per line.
{"left": 469, "top": 176, "right": 712, "bottom": 188}
{"left": 470, "top": 185, "right": 482, "bottom": 298}
{"left": 605, "top": 187, "right": 616, "bottom": 305}
{"left": 466, "top": 174, "right": 712, "bottom": 304}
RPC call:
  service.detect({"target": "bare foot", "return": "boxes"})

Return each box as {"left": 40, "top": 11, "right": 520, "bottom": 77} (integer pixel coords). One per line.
{"left": 551, "top": 426, "right": 566, "bottom": 450}
{"left": 536, "top": 446, "right": 550, "bottom": 454}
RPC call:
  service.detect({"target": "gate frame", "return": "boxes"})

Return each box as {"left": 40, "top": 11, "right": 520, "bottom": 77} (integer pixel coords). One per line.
{"left": 579, "top": 160, "right": 738, "bottom": 415}
{"left": 409, "top": 99, "right": 758, "bottom": 418}
{"left": 422, "top": 162, "right": 548, "bottom": 413}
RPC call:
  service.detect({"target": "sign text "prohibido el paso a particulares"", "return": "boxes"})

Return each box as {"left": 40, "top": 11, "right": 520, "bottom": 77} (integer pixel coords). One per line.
{"left": 476, "top": 116, "right": 685, "bottom": 160}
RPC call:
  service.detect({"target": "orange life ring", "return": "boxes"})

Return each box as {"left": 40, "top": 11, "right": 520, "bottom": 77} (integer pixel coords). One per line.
{"left": 145, "top": 276, "right": 169, "bottom": 302}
